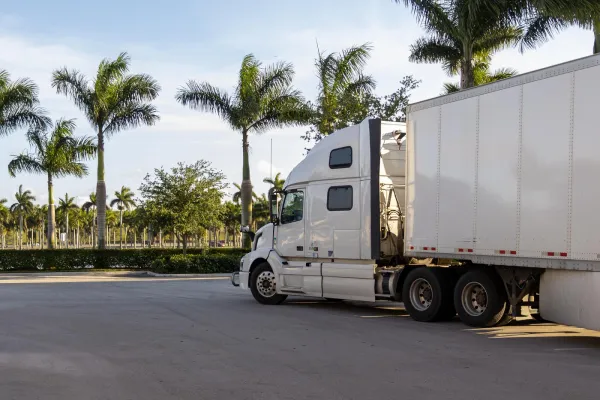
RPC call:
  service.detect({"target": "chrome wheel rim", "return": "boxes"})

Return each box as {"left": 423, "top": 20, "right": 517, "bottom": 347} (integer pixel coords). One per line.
{"left": 461, "top": 282, "right": 488, "bottom": 316}
{"left": 256, "top": 271, "right": 277, "bottom": 298}
{"left": 409, "top": 278, "right": 433, "bottom": 311}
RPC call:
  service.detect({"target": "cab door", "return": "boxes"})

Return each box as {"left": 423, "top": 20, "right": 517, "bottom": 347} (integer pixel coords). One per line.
{"left": 275, "top": 188, "right": 322, "bottom": 297}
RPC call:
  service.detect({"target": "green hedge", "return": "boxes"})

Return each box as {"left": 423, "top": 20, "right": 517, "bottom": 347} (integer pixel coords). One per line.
{"left": 0, "top": 248, "right": 246, "bottom": 273}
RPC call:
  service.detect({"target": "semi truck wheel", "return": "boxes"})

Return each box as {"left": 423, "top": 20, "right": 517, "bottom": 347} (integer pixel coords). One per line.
{"left": 402, "top": 268, "right": 455, "bottom": 322}
{"left": 454, "top": 269, "right": 507, "bottom": 327}
{"left": 250, "top": 263, "right": 287, "bottom": 305}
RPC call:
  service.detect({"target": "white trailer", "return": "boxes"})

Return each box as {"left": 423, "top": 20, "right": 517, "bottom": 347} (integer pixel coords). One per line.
{"left": 232, "top": 53, "right": 600, "bottom": 330}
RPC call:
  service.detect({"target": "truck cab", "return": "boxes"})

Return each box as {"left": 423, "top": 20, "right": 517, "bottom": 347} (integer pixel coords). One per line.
{"left": 235, "top": 118, "right": 407, "bottom": 304}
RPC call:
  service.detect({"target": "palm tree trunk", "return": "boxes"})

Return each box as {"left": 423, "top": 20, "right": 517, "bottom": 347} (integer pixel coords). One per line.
{"left": 460, "top": 43, "right": 475, "bottom": 90}
{"left": 47, "top": 176, "right": 56, "bottom": 249}
{"left": 119, "top": 209, "right": 123, "bottom": 249}
{"left": 65, "top": 211, "right": 70, "bottom": 249}
{"left": 18, "top": 214, "right": 23, "bottom": 250}
{"left": 241, "top": 130, "right": 253, "bottom": 248}
{"left": 97, "top": 130, "right": 107, "bottom": 250}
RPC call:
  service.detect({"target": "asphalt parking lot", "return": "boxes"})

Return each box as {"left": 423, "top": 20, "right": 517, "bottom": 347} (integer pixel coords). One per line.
{"left": 0, "top": 274, "right": 599, "bottom": 400}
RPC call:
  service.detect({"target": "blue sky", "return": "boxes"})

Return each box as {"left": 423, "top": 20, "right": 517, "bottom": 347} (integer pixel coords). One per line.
{"left": 0, "top": 0, "right": 595, "bottom": 206}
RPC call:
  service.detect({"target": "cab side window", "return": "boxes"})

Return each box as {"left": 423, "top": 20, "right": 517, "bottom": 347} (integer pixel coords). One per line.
{"left": 280, "top": 191, "right": 304, "bottom": 224}
{"left": 329, "top": 146, "right": 352, "bottom": 169}
{"left": 327, "top": 186, "right": 353, "bottom": 211}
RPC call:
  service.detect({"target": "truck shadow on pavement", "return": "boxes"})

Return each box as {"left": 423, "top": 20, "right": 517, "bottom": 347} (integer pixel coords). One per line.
{"left": 284, "top": 298, "right": 600, "bottom": 349}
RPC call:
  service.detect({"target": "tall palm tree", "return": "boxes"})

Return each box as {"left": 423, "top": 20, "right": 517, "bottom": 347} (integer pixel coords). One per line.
{"left": 397, "top": 1, "right": 522, "bottom": 89}
{"left": 0, "top": 198, "right": 10, "bottom": 249}
{"left": 442, "top": 52, "right": 518, "bottom": 94}
{"left": 263, "top": 172, "right": 285, "bottom": 191}
{"left": 8, "top": 119, "right": 96, "bottom": 249}
{"left": 52, "top": 52, "right": 161, "bottom": 249}
{"left": 110, "top": 186, "right": 135, "bottom": 249}
{"left": 0, "top": 70, "right": 50, "bottom": 138}
{"left": 57, "top": 194, "right": 79, "bottom": 248}
{"left": 176, "top": 54, "right": 311, "bottom": 247}
{"left": 9, "top": 185, "right": 35, "bottom": 250}
{"left": 310, "top": 43, "right": 376, "bottom": 140}
{"left": 82, "top": 192, "right": 98, "bottom": 247}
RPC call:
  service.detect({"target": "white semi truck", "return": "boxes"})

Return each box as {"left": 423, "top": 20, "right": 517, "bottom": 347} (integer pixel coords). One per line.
{"left": 232, "top": 53, "right": 600, "bottom": 330}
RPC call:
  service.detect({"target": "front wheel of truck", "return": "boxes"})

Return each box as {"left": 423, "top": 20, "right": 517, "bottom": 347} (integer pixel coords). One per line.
{"left": 250, "top": 263, "right": 288, "bottom": 305}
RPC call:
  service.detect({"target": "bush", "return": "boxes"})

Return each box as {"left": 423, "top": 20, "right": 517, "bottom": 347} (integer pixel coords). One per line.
{"left": 0, "top": 248, "right": 245, "bottom": 273}
{"left": 150, "top": 253, "right": 241, "bottom": 274}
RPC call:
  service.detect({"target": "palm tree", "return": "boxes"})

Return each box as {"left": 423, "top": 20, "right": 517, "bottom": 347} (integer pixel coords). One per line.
{"left": 176, "top": 54, "right": 311, "bottom": 247}
{"left": 311, "top": 43, "right": 376, "bottom": 139}
{"left": 57, "top": 194, "right": 79, "bottom": 248}
{"left": 8, "top": 119, "right": 96, "bottom": 249}
{"left": 0, "top": 198, "right": 10, "bottom": 249}
{"left": 0, "top": 70, "right": 50, "bottom": 138}
{"left": 110, "top": 186, "right": 135, "bottom": 249}
{"left": 517, "top": 2, "right": 600, "bottom": 54}
{"left": 9, "top": 185, "right": 35, "bottom": 250}
{"left": 82, "top": 192, "right": 98, "bottom": 247}
{"left": 52, "top": 52, "right": 161, "bottom": 249}
{"left": 397, "top": 1, "right": 522, "bottom": 90}
{"left": 263, "top": 172, "right": 285, "bottom": 191}
{"left": 442, "top": 52, "right": 518, "bottom": 94}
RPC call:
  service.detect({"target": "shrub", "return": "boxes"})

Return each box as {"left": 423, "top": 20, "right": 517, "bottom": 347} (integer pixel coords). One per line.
{"left": 0, "top": 248, "right": 245, "bottom": 273}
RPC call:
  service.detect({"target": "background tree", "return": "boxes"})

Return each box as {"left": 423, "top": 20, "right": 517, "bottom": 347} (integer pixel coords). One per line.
{"left": 82, "top": 192, "right": 98, "bottom": 246}
{"left": 139, "top": 161, "right": 227, "bottom": 253}
{"left": 9, "top": 185, "right": 35, "bottom": 250}
{"left": 0, "top": 198, "right": 11, "bottom": 249}
{"left": 442, "top": 52, "right": 518, "bottom": 94}
{"left": 0, "top": 70, "right": 50, "bottom": 138}
{"left": 110, "top": 186, "right": 136, "bottom": 249}
{"left": 252, "top": 193, "right": 270, "bottom": 230}
{"left": 303, "top": 43, "right": 375, "bottom": 142}
{"left": 8, "top": 119, "right": 96, "bottom": 249}
{"left": 397, "top": 0, "right": 522, "bottom": 90}
{"left": 263, "top": 172, "right": 285, "bottom": 191}
{"left": 27, "top": 205, "right": 46, "bottom": 248}
{"left": 57, "top": 194, "right": 78, "bottom": 248}
{"left": 222, "top": 201, "right": 242, "bottom": 246}
{"left": 176, "top": 54, "right": 312, "bottom": 248}
{"left": 52, "top": 52, "right": 160, "bottom": 249}
{"left": 303, "top": 45, "right": 419, "bottom": 144}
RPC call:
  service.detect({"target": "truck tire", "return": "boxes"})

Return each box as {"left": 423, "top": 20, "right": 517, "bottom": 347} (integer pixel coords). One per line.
{"left": 402, "top": 268, "right": 455, "bottom": 322}
{"left": 454, "top": 269, "right": 507, "bottom": 327}
{"left": 250, "top": 263, "right": 287, "bottom": 305}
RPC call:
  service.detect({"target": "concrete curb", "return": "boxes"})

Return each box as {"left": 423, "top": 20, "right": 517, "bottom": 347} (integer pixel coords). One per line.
{"left": 141, "top": 272, "right": 232, "bottom": 278}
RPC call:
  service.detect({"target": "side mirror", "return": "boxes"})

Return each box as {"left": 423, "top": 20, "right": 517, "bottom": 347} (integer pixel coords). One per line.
{"left": 268, "top": 188, "right": 281, "bottom": 225}
{"left": 240, "top": 226, "right": 251, "bottom": 233}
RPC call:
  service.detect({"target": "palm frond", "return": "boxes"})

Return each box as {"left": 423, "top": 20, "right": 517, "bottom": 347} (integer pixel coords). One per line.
{"left": 331, "top": 43, "right": 373, "bottom": 94}
{"left": 473, "top": 26, "right": 523, "bottom": 54}
{"left": 0, "top": 105, "right": 50, "bottom": 137}
{"left": 95, "top": 52, "right": 130, "bottom": 95}
{"left": 409, "top": 36, "right": 462, "bottom": 74}
{"left": 485, "top": 67, "right": 519, "bottom": 82}
{"left": 257, "top": 61, "right": 295, "bottom": 98}
{"left": 442, "top": 82, "right": 461, "bottom": 94}
{"left": 116, "top": 73, "right": 161, "bottom": 104}
{"left": 51, "top": 68, "right": 94, "bottom": 122}
{"left": 8, "top": 153, "right": 44, "bottom": 177}
{"left": 519, "top": 15, "right": 571, "bottom": 51}
{"left": 175, "top": 81, "right": 234, "bottom": 125}
{"left": 104, "top": 102, "right": 159, "bottom": 136}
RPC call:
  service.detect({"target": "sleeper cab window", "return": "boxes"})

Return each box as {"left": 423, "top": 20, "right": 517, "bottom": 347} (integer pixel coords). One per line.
{"left": 280, "top": 191, "right": 304, "bottom": 224}
{"left": 329, "top": 146, "right": 352, "bottom": 169}
{"left": 327, "top": 186, "right": 353, "bottom": 211}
